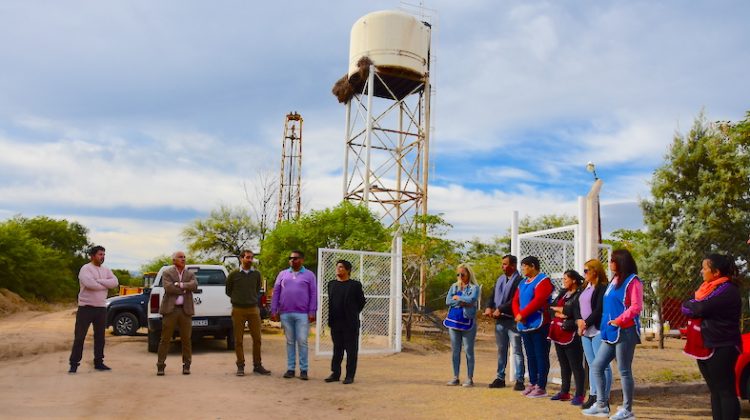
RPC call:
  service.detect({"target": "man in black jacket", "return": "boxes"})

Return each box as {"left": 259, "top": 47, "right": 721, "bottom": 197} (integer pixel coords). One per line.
{"left": 484, "top": 254, "right": 525, "bottom": 390}
{"left": 324, "top": 259, "right": 366, "bottom": 384}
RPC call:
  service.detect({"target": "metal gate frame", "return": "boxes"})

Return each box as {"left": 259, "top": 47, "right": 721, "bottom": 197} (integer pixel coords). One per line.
{"left": 315, "top": 236, "right": 402, "bottom": 356}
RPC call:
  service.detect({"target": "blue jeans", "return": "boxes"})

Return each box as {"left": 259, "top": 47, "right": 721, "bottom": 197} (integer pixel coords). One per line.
{"left": 593, "top": 326, "right": 638, "bottom": 411}
{"left": 582, "top": 333, "right": 612, "bottom": 397}
{"left": 495, "top": 319, "right": 525, "bottom": 381}
{"left": 520, "top": 324, "right": 551, "bottom": 389}
{"left": 449, "top": 323, "right": 477, "bottom": 379}
{"left": 280, "top": 313, "right": 310, "bottom": 371}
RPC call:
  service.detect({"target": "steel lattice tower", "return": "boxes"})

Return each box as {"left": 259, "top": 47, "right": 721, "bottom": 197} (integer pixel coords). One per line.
{"left": 278, "top": 112, "right": 303, "bottom": 222}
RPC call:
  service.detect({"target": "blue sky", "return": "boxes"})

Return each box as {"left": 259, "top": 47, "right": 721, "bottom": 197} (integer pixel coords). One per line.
{"left": 1, "top": 1, "right": 748, "bottom": 269}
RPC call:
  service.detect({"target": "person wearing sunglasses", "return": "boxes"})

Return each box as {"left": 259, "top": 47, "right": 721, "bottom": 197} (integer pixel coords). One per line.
{"left": 574, "top": 259, "right": 612, "bottom": 410}
{"left": 444, "top": 263, "right": 480, "bottom": 387}
{"left": 271, "top": 250, "right": 318, "bottom": 380}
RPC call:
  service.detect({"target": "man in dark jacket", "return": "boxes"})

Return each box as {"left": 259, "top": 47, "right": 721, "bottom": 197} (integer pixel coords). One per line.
{"left": 226, "top": 250, "right": 271, "bottom": 377}
{"left": 484, "top": 254, "right": 525, "bottom": 390}
{"left": 324, "top": 259, "right": 366, "bottom": 384}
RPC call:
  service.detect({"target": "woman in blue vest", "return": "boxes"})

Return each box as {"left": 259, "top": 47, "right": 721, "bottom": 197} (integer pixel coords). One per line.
{"left": 582, "top": 249, "right": 643, "bottom": 420}
{"left": 512, "top": 255, "right": 554, "bottom": 398}
{"left": 444, "top": 263, "right": 479, "bottom": 387}
{"left": 682, "top": 253, "right": 741, "bottom": 420}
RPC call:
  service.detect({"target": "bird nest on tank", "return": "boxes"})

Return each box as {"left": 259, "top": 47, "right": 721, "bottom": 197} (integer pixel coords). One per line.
{"left": 332, "top": 56, "right": 426, "bottom": 103}
{"left": 332, "top": 56, "right": 373, "bottom": 103}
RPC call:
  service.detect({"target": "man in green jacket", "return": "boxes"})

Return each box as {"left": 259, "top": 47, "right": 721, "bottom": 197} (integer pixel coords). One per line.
{"left": 226, "top": 250, "right": 271, "bottom": 377}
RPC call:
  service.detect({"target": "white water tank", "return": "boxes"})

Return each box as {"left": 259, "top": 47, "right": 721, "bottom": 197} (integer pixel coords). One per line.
{"left": 348, "top": 10, "right": 431, "bottom": 80}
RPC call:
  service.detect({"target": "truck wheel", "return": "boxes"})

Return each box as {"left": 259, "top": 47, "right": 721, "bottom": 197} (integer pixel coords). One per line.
{"left": 227, "top": 330, "right": 235, "bottom": 351}
{"left": 148, "top": 329, "right": 160, "bottom": 353}
{"left": 113, "top": 312, "right": 139, "bottom": 336}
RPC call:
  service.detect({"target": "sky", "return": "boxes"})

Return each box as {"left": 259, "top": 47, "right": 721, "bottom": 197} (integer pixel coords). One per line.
{"left": 1, "top": 1, "right": 748, "bottom": 270}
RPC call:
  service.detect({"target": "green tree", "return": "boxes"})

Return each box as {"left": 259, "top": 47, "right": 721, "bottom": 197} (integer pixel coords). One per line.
{"left": 182, "top": 205, "right": 260, "bottom": 260}
{"left": 0, "top": 220, "right": 77, "bottom": 300}
{"left": 402, "top": 214, "right": 459, "bottom": 340}
{"left": 260, "top": 201, "right": 390, "bottom": 275}
{"left": 641, "top": 112, "right": 750, "bottom": 336}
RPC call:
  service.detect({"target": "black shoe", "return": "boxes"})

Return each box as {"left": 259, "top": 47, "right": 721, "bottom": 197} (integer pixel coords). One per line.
{"left": 488, "top": 378, "right": 506, "bottom": 388}
{"left": 182, "top": 364, "right": 190, "bottom": 375}
{"left": 300, "top": 370, "right": 308, "bottom": 380}
{"left": 342, "top": 377, "right": 354, "bottom": 384}
{"left": 253, "top": 365, "right": 271, "bottom": 375}
{"left": 324, "top": 374, "right": 340, "bottom": 382}
{"left": 513, "top": 381, "right": 525, "bottom": 391}
{"left": 582, "top": 395, "right": 597, "bottom": 409}
{"left": 94, "top": 363, "right": 111, "bottom": 371}
{"left": 68, "top": 364, "right": 78, "bottom": 374}
{"left": 157, "top": 364, "right": 165, "bottom": 376}
{"left": 236, "top": 365, "right": 245, "bottom": 377}
{"left": 283, "top": 370, "right": 295, "bottom": 378}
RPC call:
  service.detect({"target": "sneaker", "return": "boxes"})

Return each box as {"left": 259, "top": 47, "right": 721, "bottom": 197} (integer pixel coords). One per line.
{"left": 182, "top": 364, "right": 190, "bottom": 375}
{"left": 446, "top": 378, "right": 460, "bottom": 386}
{"left": 68, "top": 364, "right": 78, "bottom": 374}
{"left": 582, "top": 395, "right": 597, "bottom": 409}
{"left": 324, "top": 374, "right": 340, "bottom": 382}
{"left": 236, "top": 366, "right": 245, "bottom": 377}
{"left": 527, "top": 387, "right": 547, "bottom": 398}
{"left": 550, "top": 392, "right": 571, "bottom": 401}
{"left": 513, "top": 380, "right": 525, "bottom": 391}
{"left": 522, "top": 384, "right": 537, "bottom": 396}
{"left": 571, "top": 395, "right": 585, "bottom": 406}
{"left": 462, "top": 379, "right": 474, "bottom": 387}
{"left": 488, "top": 378, "right": 506, "bottom": 388}
{"left": 582, "top": 402, "right": 610, "bottom": 417}
{"left": 300, "top": 370, "right": 308, "bottom": 380}
{"left": 283, "top": 370, "right": 295, "bottom": 378}
{"left": 94, "top": 363, "right": 111, "bottom": 371}
{"left": 156, "top": 364, "right": 165, "bottom": 376}
{"left": 253, "top": 365, "right": 271, "bottom": 376}
{"left": 609, "top": 407, "right": 635, "bottom": 420}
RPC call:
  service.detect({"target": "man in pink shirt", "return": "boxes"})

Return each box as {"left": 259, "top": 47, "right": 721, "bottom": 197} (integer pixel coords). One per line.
{"left": 68, "top": 245, "right": 119, "bottom": 374}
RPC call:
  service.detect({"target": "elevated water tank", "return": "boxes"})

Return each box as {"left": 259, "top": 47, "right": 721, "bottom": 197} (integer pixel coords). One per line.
{"left": 347, "top": 10, "right": 431, "bottom": 99}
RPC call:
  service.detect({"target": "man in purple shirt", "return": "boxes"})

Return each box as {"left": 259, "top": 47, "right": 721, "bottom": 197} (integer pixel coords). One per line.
{"left": 271, "top": 250, "right": 317, "bottom": 380}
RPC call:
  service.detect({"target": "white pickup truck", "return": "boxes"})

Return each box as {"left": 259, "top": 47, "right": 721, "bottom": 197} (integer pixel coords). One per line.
{"left": 146, "top": 264, "right": 234, "bottom": 352}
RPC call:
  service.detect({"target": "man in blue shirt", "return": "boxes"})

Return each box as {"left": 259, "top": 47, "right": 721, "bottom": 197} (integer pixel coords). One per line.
{"left": 484, "top": 254, "right": 525, "bottom": 390}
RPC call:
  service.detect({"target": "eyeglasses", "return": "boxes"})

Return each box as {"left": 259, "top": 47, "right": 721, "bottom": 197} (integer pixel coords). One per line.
{"left": 288, "top": 256, "right": 301, "bottom": 261}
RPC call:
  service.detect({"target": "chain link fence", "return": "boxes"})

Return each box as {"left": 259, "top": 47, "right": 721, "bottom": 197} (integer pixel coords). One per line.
{"left": 641, "top": 235, "right": 750, "bottom": 346}
{"left": 315, "top": 247, "right": 402, "bottom": 355}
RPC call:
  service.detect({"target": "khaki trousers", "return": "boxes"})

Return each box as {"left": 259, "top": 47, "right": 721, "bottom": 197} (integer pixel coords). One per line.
{"left": 157, "top": 306, "right": 192, "bottom": 365}
{"left": 232, "top": 306, "right": 262, "bottom": 367}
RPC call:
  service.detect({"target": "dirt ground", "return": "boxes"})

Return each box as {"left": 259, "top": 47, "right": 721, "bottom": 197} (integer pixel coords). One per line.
{"left": 0, "top": 308, "right": 748, "bottom": 420}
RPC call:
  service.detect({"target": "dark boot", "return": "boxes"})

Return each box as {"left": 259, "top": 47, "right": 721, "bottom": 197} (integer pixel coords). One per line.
{"left": 182, "top": 363, "right": 191, "bottom": 375}
{"left": 236, "top": 363, "right": 245, "bottom": 377}
{"left": 156, "top": 363, "right": 165, "bottom": 376}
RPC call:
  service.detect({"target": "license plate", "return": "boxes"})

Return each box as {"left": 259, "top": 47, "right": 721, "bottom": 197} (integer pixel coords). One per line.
{"left": 192, "top": 319, "right": 208, "bottom": 327}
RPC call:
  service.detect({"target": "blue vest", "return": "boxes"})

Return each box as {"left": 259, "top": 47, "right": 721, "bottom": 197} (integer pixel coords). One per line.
{"left": 600, "top": 274, "right": 640, "bottom": 344}
{"left": 517, "top": 273, "right": 549, "bottom": 332}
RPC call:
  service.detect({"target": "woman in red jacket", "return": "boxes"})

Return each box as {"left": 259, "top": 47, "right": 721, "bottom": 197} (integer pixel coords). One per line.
{"left": 513, "top": 256, "right": 554, "bottom": 398}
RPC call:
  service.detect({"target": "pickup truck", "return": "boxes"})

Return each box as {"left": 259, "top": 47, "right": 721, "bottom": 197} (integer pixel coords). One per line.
{"left": 146, "top": 264, "right": 270, "bottom": 352}
{"left": 105, "top": 290, "right": 150, "bottom": 336}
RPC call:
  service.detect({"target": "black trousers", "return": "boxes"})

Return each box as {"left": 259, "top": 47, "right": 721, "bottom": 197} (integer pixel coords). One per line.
{"left": 697, "top": 345, "right": 740, "bottom": 420}
{"left": 331, "top": 329, "right": 359, "bottom": 380}
{"left": 69, "top": 306, "right": 107, "bottom": 365}
{"left": 555, "top": 335, "right": 585, "bottom": 396}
